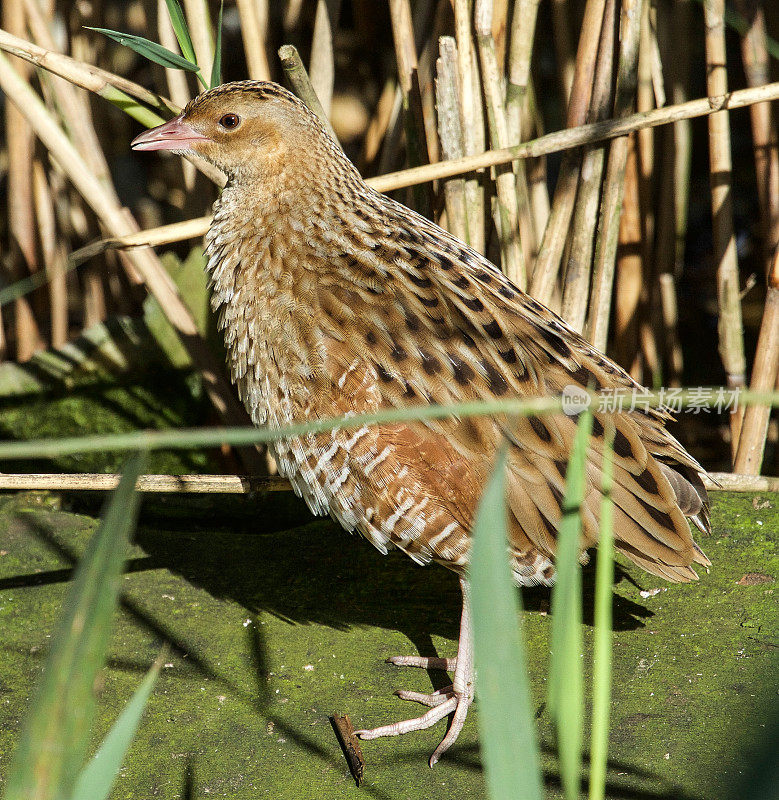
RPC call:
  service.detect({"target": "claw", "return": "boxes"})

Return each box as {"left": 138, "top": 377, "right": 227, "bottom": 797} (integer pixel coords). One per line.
{"left": 394, "top": 686, "right": 455, "bottom": 707}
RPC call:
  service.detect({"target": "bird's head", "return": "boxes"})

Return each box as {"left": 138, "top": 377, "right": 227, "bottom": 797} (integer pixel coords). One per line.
{"left": 131, "top": 81, "right": 332, "bottom": 181}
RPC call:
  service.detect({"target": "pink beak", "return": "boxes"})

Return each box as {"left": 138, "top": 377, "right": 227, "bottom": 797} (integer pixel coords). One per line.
{"left": 131, "top": 114, "right": 211, "bottom": 151}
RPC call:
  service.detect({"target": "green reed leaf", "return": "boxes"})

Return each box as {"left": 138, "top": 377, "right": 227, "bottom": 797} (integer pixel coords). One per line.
{"left": 548, "top": 409, "right": 592, "bottom": 800}
{"left": 86, "top": 27, "right": 202, "bottom": 73}
{"left": 471, "top": 446, "right": 543, "bottom": 800}
{"left": 163, "top": 0, "right": 197, "bottom": 65}
{"left": 71, "top": 655, "right": 162, "bottom": 800}
{"left": 2, "top": 455, "right": 145, "bottom": 800}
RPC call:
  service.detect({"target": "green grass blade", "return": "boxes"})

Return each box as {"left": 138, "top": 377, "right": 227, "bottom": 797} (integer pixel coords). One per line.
{"left": 589, "top": 429, "right": 615, "bottom": 800}
{"left": 210, "top": 0, "right": 224, "bottom": 88}
{"left": 85, "top": 27, "right": 202, "bottom": 73}
{"left": 1, "top": 455, "right": 145, "bottom": 800}
{"left": 548, "top": 410, "right": 592, "bottom": 800}
{"left": 71, "top": 655, "right": 162, "bottom": 800}
{"left": 163, "top": 0, "right": 197, "bottom": 64}
{"left": 471, "top": 446, "right": 544, "bottom": 800}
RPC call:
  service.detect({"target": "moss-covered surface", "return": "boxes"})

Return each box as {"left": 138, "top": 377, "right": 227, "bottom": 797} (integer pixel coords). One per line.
{"left": 0, "top": 488, "right": 775, "bottom": 799}
{"left": 0, "top": 363, "right": 214, "bottom": 475}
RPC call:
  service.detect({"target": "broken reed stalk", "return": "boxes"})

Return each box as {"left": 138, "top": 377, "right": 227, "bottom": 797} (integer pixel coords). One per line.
{"left": 734, "top": 249, "right": 779, "bottom": 474}
{"left": 61, "top": 80, "right": 779, "bottom": 264}
{"left": 435, "top": 37, "right": 469, "bottom": 243}
{"left": 560, "top": 0, "right": 618, "bottom": 332}
{"left": 703, "top": 0, "right": 747, "bottom": 462}
{"left": 0, "top": 49, "right": 264, "bottom": 473}
{"left": 474, "top": 0, "right": 526, "bottom": 289}
{"left": 587, "top": 0, "right": 644, "bottom": 352}
{"left": 529, "top": 0, "right": 607, "bottom": 305}
{"left": 0, "top": 471, "right": 774, "bottom": 494}
{"left": 235, "top": 0, "right": 271, "bottom": 81}
{"left": 278, "top": 44, "right": 339, "bottom": 142}
{"left": 733, "top": 0, "right": 779, "bottom": 274}
{"left": 309, "top": 0, "right": 340, "bottom": 117}
{"left": 453, "top": 0, "right": 486, "bottom": 253}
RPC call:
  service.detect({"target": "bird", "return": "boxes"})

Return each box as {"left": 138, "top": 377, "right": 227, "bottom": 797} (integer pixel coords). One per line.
{"left": 131, "top": 80, "right": 711, "bottom": 767}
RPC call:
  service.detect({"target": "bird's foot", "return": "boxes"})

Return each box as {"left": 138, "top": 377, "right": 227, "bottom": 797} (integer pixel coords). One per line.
{"left": 354, "top": 679, "right": 472, "bottom": 767}
{"left": 355, "top": 578, "right": 474, "bottom": 767}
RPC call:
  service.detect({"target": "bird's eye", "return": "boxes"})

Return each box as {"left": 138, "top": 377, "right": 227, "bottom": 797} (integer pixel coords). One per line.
{"left": 219, "top": 113, "right": 241, "bottom": 130}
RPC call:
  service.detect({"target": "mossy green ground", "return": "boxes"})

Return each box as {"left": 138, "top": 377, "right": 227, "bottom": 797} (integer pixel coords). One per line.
{"left": 0, "top": 488, "right": 776, "bottom": 799}
{"left": 0, "top": 350, "right": 776, "bottom": 798}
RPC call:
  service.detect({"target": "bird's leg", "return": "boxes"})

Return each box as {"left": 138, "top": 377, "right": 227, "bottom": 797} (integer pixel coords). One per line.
{"left": 355, "top": 577, "right": 474, "bottom": 767}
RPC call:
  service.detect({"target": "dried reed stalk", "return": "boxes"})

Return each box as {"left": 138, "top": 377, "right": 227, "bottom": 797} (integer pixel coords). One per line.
{"left": 612, "top": 135, "right": 643, "bottom": 377}
{"left": 734, "top": 0, "right": 779, "bottom": 275}
{"left": 362, "top": 78, "right": 397, "bottom": 168}
{"left": 183, "top": 0, "right": 214, "bottom": 79}
{"left": 0, "top": 50, "right": 264, "bottom": 471}
{"left": 0, "top": 470, "right": 772, "bottom": 494}
{"left": 235, "top": 0, "right": 271, "bottom": 80}
{"left": 734, "top": 248, "right": 779, "bottom": 474}
{"left": 474, "top": 0, "right": 526, "bottom": 288}
{"left": 507, "top": 0, "right": 546, "bottom": 256}
{"left": 388, "top": 0, "right": 436, "bottom": 217}
{"left": 310, "top": 0, "right": 340, "bottom": 116}
{"left": 435, "top": 37, "right": 469, "bottom": 243}
{"left": 453, "top": 0, "right": 486, "bottom": 253}
{"left": 550, "top": 0, "right": 575, "bottom": 105}
{"left": 652, "top": 0, "right": 691, "bottom": 386}
{"left": 560, "top": 0, "right": 618, "bottom": 332}
{"left": 587, "top": 0, "right": 644, "bottom": 352}
{"left": 703, "top": 0, "right": 747, "bottom": 460}
{"left": 530, "top": 0, "right": 607, "bottom": 304}
{"left": 3, "top": 0, "right": 43, "bottom": 361}
{"left": 32, "top": 162, "right": 68, "bottom": 348}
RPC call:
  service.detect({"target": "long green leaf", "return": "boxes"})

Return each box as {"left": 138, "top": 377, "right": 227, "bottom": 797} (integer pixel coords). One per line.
{"left": 210, "top": 0, "right": 224, "bottom": 89}
{"left": 163, "top": 0, "right": 197, "bottom": 64}
{"left": 589, "top": 429, "right": 615, "bottom": 800}
{"left": 548, "top": 410, "right": 592, "bottom": 800}
{"left": 71, "top": 656, "right": 162, "bottom": 800}
{"left": 2, "top": 455, "right": 145, "bottom": 800}
{"left": 86, "top": 27, "right": 202, "bottom": 73}
{"left": 471, "top": 446, "right": 543, "bottom": 800}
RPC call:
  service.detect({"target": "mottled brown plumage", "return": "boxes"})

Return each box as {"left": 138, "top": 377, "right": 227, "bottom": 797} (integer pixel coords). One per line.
{"left": 132, "top": 80, "right": 710, "bottom": 765}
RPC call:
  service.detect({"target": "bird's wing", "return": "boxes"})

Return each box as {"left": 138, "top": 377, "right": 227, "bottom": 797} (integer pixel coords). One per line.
{"left": 315, "top": 196, "right": 710, "bottom": 582}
